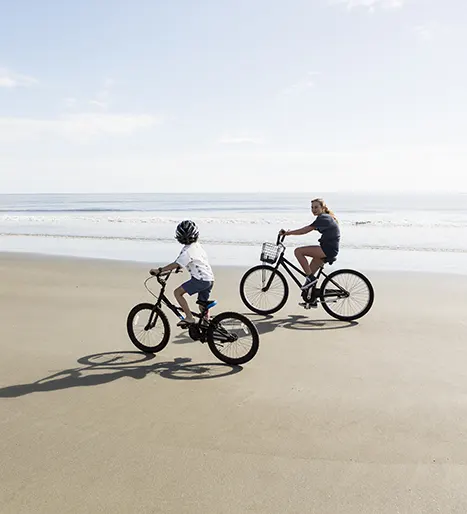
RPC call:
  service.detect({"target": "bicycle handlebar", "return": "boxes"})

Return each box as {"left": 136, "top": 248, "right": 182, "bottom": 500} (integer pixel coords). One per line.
{"left": 276, "top": 233, "right": 286, "bottom": 246}
{"left": 150, "top": 266, "right": 182, "bottom": 285}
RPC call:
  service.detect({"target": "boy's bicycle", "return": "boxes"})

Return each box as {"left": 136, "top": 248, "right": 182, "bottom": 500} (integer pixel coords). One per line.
{"left": 127, "top": 269, "right": 259, "bottom": 365}
{"left": 239, "top": 234, "right": 374, "bottom": 321}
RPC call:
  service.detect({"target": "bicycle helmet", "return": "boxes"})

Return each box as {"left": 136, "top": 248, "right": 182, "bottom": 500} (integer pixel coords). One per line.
{"left": 175, "top": 220, "right": 199, "bottom": 244}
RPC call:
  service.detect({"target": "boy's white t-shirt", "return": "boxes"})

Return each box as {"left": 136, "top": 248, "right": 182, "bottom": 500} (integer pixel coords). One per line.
{"left": 176, "top": 242, "right": 214, "bottom": 282}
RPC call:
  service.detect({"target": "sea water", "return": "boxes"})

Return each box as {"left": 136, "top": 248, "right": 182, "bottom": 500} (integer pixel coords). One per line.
{"left": 1, "top": 192, "right": 466, "bottom": 274}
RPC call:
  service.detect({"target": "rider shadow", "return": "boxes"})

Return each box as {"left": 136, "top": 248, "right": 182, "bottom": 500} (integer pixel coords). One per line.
{"left": 172, "top": 332, "right": 196, "bottom": 345}
{"left": 247, "top": 314, "right": 358, "bottom": 336}
{"left": 0, "top": 352, "right": 242, "bottom": 398}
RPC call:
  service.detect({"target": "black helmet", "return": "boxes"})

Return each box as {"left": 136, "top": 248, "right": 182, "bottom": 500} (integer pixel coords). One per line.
{"left": 175, "top": 220, "right": 199, "bottom": 244}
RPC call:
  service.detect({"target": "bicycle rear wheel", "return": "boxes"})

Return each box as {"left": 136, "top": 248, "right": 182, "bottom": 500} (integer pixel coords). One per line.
{"left": 127, "top": 303, "right": 171, "bottom": 353}
{"left": 320, "top": 269, "right": 374, "bottom": 321}
{"left": 207, "top": 312, "right": 259, "bottom": 365}
{"left": 239, "top": 265, "right": 289, "bottom": 315}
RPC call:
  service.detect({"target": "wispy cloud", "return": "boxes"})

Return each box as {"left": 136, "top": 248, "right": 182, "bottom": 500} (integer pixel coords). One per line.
{"left": 281, "top": 72, "right": 320, "bottom": 96}
{"left": 0, "top": 113, "right": 161, "bottom": 144}
{"left": 89, "top": 78, "right": 114, "bottom": 110}
{"left": 331, "top": 0, "right": 405, "bottom": 12}
{"left": 0, "top": 67, "right": 38, "bottom": 88}
{"left": 218, "top": 135, "right": 265, "bottom": 145}
{"left": 62, "top": 79, "right": 115, "bottom": 111}
{"left": 0, "top": 78, "right": 160, "bottom": 143}
{"left": 63, "top": 97, "right": 78, "bottom": 108}
{"left": 413, "top": 23, "right": 436, "bottom": 42}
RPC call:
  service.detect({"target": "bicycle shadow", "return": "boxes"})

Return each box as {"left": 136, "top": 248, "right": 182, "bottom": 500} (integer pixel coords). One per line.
{"left": 172, "top": 332, "right": 197, "bottom": 345}
{"left": 247, "top": 314, "right": 358, "bottom": 335}
{"left": 0, "top": 352, "right": 242, "bottom": 398}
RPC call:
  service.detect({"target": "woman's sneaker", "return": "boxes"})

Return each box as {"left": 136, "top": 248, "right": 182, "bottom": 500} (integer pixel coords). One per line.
{"left": 298, "top": 300, "right": 318, "bottom": 309}
{"left": 300, "top": 275, "right": 318, "bottom": 290}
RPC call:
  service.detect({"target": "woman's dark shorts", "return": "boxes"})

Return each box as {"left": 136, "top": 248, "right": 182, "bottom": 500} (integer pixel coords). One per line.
{"left": 320, "top": 244, "right": 339, "bottom": 261}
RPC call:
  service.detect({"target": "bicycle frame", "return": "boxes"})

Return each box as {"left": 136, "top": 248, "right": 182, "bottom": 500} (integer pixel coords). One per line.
{"left": 264, "top": 249, "right": 327, "bottom": 290}
{"left": 145, "top": 272, "right": 235, "bottom": 344}
{"left": 151, "top": 273, "right": 208, "bottom": 318}
{"left": 263, "top": 237, "right": 349, "bottom": 301}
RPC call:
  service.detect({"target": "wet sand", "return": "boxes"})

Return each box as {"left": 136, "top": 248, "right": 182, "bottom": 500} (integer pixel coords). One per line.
{"left": 1, "top": 253, "right": 467, "bottom": 513}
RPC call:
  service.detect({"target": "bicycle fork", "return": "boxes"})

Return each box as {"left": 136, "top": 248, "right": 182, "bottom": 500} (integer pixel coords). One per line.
{"left": 261, "top": 268, "right": 278, "bottom": 291}
{"left": 145, "top": 306, "right": 161, "bottom": 330}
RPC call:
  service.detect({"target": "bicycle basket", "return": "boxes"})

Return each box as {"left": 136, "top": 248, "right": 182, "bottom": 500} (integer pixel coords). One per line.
{"left": 260, "top": 242, "right": 281, "bottom": 264}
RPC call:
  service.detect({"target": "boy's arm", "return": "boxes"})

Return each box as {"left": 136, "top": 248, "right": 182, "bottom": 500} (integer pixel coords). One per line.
{"left": 150, "top": 262, "right": 181, "bottom": 275}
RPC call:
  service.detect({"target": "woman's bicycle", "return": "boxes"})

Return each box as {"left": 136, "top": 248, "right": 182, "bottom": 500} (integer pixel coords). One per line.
{"left": 127, "top": 269, "right": 259, "bottom": 365}
{"left": 239, "top": 234, "right": 374, "bottom": 321}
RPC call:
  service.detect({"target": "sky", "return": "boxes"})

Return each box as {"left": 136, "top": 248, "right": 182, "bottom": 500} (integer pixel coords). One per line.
{"left": 1, "top": 0, "right": 466, "bottom": 193}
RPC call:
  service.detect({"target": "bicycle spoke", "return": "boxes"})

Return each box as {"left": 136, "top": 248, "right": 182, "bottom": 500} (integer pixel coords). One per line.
{"left": 129, "top": 306, "right": 167, "bottom": 350}
{"left": 321, "top": 270, "right": 373, "bottom": 320}
{"left": 240, "top": 266, "right": 288, "bottom": 314}
{"left": 208, "top": 314, "right": 258, "bottom": 363}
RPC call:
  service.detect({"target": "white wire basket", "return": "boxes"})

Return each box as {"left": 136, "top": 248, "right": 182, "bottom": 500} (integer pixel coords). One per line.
{"left": 260, "top": 242, "right": 281, "bottom": 264}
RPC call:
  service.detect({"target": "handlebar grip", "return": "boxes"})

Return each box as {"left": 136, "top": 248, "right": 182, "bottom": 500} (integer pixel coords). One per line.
{"left": 276, "top": 233, "right": 286, "bottom": 245}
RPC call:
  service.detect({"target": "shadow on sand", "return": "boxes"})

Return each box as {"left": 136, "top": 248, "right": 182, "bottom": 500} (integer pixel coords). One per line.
{"left": 248, "top": 314, "right": 358, "bottom": 336}
{"left": 0, "top": 352, "right": 242, "bottom": 398}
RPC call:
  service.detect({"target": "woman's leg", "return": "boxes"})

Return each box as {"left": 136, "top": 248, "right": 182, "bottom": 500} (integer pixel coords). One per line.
{"left": 294, "top": 245, "right": 326, "bottom": 276}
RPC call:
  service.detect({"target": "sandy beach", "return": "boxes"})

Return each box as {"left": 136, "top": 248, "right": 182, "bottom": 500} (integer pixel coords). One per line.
{"left": 1, "top": 252, "right": 467, "bottom": 513}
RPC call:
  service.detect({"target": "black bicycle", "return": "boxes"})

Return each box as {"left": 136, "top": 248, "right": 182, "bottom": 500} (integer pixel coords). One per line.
{"left": 239, "top": 234, "right": 374, "bottom": 321}
{"left": 127, "top": 269, "right": 259, "bottom": 365}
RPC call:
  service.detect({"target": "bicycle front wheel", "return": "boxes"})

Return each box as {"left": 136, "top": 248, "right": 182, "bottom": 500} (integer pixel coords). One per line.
{"left": 320, "top": 269, "right": 374, "bottom": 321}
{"left": 207, "top": 312, "right": 259, "bottom": 365}
{"left": 127, "top": 303, "right": 171, "bottom": 353}
{"left": 239, "top": 265, "right": 289, "bottom": 315}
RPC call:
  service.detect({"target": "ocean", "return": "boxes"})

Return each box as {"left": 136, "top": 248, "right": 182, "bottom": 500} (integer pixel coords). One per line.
{"left": 1, "top": 192, "right": 466, "bottom": 274}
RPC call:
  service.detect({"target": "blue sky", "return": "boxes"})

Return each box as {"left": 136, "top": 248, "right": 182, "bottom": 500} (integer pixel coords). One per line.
{"left": 1, "top": 0, "right": 466, "bottom": 193}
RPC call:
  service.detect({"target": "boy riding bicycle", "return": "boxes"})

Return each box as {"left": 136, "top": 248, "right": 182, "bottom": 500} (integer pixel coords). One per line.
{"left": 150, "top": 220, "right": 214, "bottom": 328}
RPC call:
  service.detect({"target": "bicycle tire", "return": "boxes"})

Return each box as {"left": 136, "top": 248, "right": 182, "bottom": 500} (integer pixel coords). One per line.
{"left": 239, "top": 265, "right": 289, "bottom": 315}
{"left": 320, "top": 269, "right": 374, "bottom": 321}
{"left": 126, "top": 303, "right": 171, "bottom": 353}
{"left": 207, "top": 312, "right": 259, "bottom": 365}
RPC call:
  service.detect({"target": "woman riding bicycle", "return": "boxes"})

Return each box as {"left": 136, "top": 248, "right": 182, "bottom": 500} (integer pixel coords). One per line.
{"left": 280, "top": 198, "right": 340, "bottom": 290}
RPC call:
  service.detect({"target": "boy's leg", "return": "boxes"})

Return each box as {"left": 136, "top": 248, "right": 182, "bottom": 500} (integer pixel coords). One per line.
{"left": 174, "top": 286, "right": 195, "bottom": 323}
{"left": 198, "top": 283, "right": 213, "bottom": 319}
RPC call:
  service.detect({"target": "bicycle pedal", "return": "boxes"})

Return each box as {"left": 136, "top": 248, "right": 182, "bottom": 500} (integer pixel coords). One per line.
{"left": 299, "top": 302, "right": 318, "bottom": 310}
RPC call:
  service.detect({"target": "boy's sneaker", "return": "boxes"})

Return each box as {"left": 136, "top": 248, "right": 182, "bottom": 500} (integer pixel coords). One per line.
{"left": 300, "top": 275, "right": 318, "bottom": 290}
{"left": 177, "top": 319, "right": 196, "bottom": 328}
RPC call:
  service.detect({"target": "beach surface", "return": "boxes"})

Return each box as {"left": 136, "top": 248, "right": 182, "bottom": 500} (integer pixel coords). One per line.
{"left": 1, "top": 253, "right": 467, "bottom": 513}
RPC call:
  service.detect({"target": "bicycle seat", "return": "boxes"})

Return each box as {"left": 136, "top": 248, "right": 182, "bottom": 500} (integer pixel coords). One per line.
{"left": 196, "top": 300, "right": 217, "bottom": 309}
{"left": 322, "top": 257, "right": 336, "bottom": 265}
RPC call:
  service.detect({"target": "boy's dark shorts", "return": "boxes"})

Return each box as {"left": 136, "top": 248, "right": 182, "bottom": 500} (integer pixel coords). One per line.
{"left": 181, "top": 277, "right": 214, "bottom": 302}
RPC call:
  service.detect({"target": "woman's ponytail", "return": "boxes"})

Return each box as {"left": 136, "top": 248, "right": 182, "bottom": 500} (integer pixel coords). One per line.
{"left": 312, "top": 198, "right": 338, "bottom": 224}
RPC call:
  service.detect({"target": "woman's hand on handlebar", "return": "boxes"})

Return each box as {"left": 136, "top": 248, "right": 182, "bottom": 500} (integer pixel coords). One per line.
{"left": 277, "top": 230, "right": 287, "bottom": 245}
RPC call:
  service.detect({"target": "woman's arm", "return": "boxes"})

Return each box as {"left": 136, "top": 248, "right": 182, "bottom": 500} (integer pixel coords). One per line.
{"left": 281, "top": 225, "right": 314, "bottom": 237}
